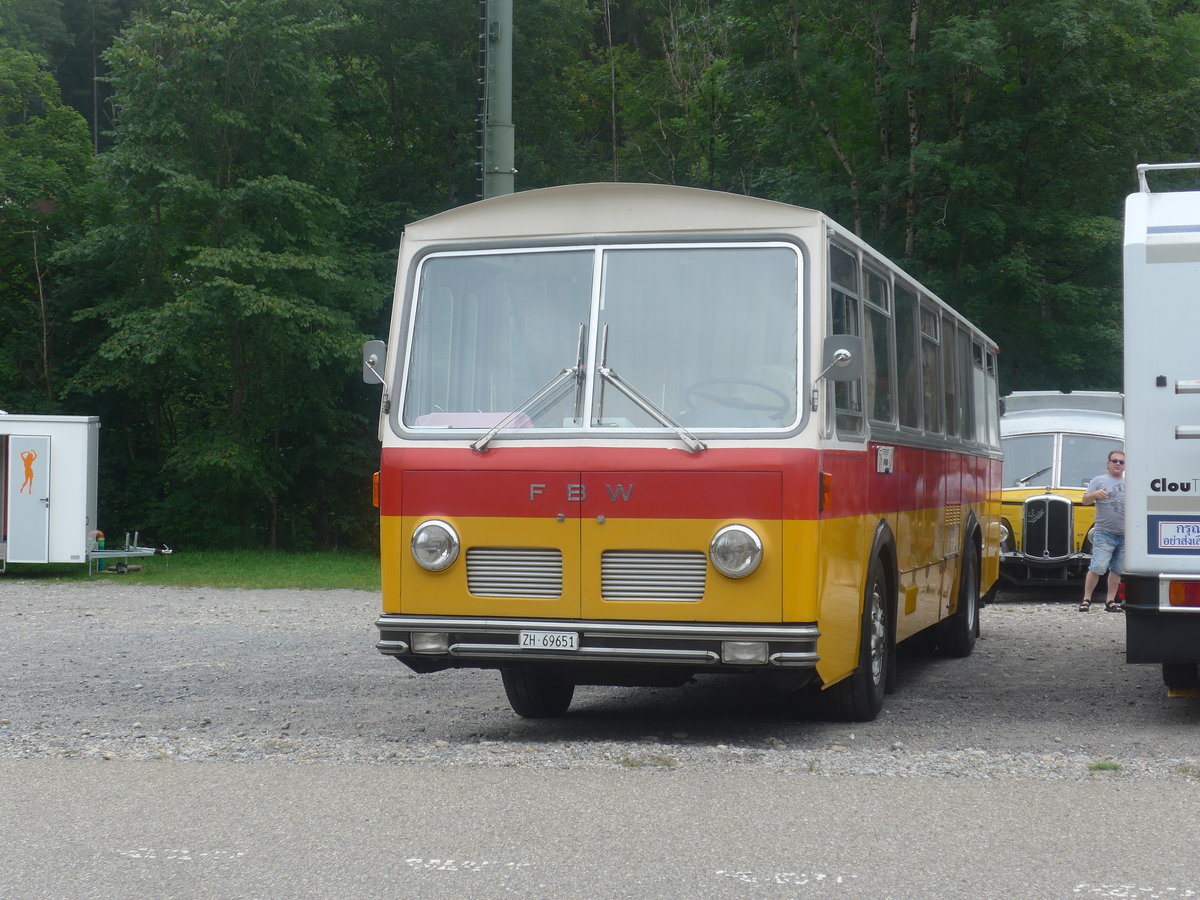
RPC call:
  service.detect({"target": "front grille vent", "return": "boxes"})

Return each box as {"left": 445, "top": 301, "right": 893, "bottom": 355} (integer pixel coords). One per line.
{"left": 466, "top": 548, "right": 563, "bottom": 598}
{"left": 1023, "top": 495, "right": 1073, "bottom": 560}
{"left": 601, "top": 551, "right": 707, "bottom": 602}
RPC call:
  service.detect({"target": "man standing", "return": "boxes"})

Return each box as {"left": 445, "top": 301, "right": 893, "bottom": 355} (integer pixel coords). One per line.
{"left": 1079, "top": 451, "right": 1126, "bottom": 612}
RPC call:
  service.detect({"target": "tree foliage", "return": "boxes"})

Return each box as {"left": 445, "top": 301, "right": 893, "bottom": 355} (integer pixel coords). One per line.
{"left": 0, "top": 45, "right": 93, "bottom": 408}
{"left": 58, "top": 0, "right": 384, "bottom": 548}
{"left": 2, "top": 0, "right": 1200, "bottom": 549}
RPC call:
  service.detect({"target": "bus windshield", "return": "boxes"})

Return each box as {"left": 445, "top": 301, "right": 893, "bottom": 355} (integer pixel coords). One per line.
{"left": 1061, "top": 434, "right": 1122, "bottom": 488}
{"left": 402, "top": 244, "right": 801, "bottom": 432}
{"left": 1001, "top": 434, "right": 1054, "bottom": 487}
{"left": 1001, "top": 433, "right": 1121, "bottom": 488}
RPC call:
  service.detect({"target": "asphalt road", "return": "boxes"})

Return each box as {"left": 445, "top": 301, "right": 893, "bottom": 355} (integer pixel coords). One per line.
{"left": 1, "top": 578, "right": 1198, "bottom": 898}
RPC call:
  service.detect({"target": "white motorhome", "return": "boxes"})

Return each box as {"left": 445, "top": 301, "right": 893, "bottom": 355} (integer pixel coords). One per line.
{"left": 1123, "top": 162, "right": 1200, "bottom": 692}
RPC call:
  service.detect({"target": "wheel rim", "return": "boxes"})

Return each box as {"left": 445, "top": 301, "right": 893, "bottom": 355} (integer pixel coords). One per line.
{"left": 868, "top": 581, "right": 887, "bottom": 684}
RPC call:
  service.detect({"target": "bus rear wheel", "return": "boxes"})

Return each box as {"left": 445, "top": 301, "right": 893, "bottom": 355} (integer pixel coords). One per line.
{"left": 937, "top": 541, "right": 980, "bottom": 657}
{"left": 501, "top": 666, "right": 575, "bottom": 718}
{"left": 827, "top": 555, "right": 890, "bottom": 722}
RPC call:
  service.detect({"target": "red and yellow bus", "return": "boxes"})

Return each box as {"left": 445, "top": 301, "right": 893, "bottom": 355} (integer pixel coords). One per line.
{"left": 364, "top": 183, "right": 1002, "bottom": 721}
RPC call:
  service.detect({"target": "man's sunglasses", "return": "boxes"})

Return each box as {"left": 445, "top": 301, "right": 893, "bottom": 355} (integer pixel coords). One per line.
{"left": 1109, "top": 459, "right": 1125, "bottom": 464}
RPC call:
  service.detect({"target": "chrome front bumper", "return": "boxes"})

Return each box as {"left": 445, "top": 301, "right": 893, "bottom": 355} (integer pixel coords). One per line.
{"left": 375, "top": 615, "right": 820, "bottom": 668}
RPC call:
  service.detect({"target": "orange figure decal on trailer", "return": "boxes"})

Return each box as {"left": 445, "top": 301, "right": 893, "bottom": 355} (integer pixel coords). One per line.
{"left": 19, "top": 450, "right": 37, "bottom": 493}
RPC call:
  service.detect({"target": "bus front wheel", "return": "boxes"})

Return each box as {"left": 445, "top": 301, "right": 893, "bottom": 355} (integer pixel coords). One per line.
{"left": 501, "top": 666, "right": 575, "bottom": 718}
{"left": 827, "top": 555, "right": 890, "bottom": 722}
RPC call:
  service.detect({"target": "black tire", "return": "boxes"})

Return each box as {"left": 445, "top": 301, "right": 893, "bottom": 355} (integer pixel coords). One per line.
{"left": 938, "top": 541, "right": 980, "bottom": 657}
{"left": 501, "top": 666, "right": 575, "bottom": 718}
{"left": 1163, "top": 663, "right": 1200, "bottom": 692}
{"left": 826, "top": 555, "right": 890, "bottom": 722}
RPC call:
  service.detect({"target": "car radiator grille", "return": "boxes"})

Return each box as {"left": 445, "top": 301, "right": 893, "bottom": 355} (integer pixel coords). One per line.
{"left": 601, "top": 550, "right": 707, "bottom": 602}
{"left": 466, "top": 548, "right": 564, "bottom": 598}
{"left": 1023, "top": 495, "right": 1073, "bottom": 560}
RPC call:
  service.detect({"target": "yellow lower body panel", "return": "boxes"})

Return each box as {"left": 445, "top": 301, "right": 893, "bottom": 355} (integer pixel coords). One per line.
{"left": 381, "top": 505, "right": 987, "bottom": 690}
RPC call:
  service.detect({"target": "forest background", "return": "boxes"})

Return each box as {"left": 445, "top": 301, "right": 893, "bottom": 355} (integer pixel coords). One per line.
{"left": 1, "top": 0, "right": 1198, "bottom": 552}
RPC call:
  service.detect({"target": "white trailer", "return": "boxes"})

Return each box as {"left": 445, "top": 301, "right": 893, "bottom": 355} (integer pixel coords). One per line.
{"left": 1122, "top": 162, "right": 1200, "bottom": 692}
{"left": 0, "top": 414, "right": 99, "bottom": 569}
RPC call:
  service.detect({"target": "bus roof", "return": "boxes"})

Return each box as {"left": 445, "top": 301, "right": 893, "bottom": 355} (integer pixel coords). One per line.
{"left": 403, "top": 182, "right": 820, "bottom": 242}
{"left": 400, "top": 183, "right": 996, "bottom": 349}
{"left": 1003, "top": 390, "right": 1123, "bottom": 415}
{"left": 1001, "top": 391, "right": 1124, "bottom": 440}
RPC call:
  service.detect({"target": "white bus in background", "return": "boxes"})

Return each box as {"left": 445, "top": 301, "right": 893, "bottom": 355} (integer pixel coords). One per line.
{"left": 1123, "top": 162, "right": 1200, "bottom": 693}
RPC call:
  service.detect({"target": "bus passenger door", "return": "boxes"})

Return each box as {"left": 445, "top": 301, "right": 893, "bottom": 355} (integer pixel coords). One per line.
{"left": 938, "top": 460, "right": 963, "bottom": 620}
{"left": 908, "top": 450, "right": 941, "bottom": 635}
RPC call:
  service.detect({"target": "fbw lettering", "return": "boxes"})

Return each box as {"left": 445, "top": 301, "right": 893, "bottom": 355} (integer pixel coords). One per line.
{"left": 529, "top": 483, "right": 635, "bottom": 502}
{"left": 1150, "top": 477, "right": 1200, "bottom": 493}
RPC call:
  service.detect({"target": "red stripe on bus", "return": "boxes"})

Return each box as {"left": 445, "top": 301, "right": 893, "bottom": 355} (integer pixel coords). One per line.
{"left": 377, "top": 444, "right": 997, "bottom": 520}
{"left": 395, "top": 469, "right": 789, "bottom": 520}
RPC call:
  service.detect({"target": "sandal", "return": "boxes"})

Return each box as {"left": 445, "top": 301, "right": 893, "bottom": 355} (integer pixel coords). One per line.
{"left": 1078, "top": 599, "right": 1091, "bottom": 612}
{"left": 1105, "top": 600, "right": 1123, "bottom": 613}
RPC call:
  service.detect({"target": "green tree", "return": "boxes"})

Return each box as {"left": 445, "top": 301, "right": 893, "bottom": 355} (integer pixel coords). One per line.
{"left": 709, "top": 0, "right": 1195, "bottom": 392}
{"left": 61, "top": 0, "right": 385, "bottom": 549}
{"left": 0, "top": 46, "right": 93, "bottom": 409}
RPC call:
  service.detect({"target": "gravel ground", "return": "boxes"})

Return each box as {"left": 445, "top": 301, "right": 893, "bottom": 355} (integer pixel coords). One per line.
{"left": 2, "top": 579, "right": 1198, "bottom": 780}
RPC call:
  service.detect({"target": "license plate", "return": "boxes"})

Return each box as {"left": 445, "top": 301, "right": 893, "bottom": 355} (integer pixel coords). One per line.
{"left": 518, "top": 630, "right": 579, "bottom": 651}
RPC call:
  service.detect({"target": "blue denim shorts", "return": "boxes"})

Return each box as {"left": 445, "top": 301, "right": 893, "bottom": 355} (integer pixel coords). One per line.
{"left": 1089, "top": 529, "right": 1124, "bottom": 575}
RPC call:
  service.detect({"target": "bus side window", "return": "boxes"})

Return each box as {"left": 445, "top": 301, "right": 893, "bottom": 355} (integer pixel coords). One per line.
{"left": 972, "top": 340, "right": 988, "bottom": 443}
{"left": 864, "top": 267, "right": 894, "bottom": 425}
{"left": 920, "top": 303, "right": 942, "bottom": 434}
{"left": 942, "top": 312, "right": 960, "bottom": 438}
{"left": 830, "top": 244, "right": 864, "bottom": 437}
{"left": 895, "top": 284, "right": 921, "bottom": 429}
{"left": 957, "top": 327, "right": 975, "bottom": 440}
{"left": 985, "top": 350, "right": 1000, "bottom": 447}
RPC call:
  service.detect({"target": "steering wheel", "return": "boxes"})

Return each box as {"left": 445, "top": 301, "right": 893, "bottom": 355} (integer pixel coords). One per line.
{"left": 685, "top": 379, "right": 792, "bottom": 417}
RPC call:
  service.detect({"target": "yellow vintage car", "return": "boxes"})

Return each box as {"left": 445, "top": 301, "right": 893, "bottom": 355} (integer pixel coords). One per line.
{"left": 999, "top": 391, "right": 1124, "bottom": 584}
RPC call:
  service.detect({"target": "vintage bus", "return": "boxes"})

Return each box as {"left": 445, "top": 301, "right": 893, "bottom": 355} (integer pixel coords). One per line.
{"left": 998, "top": 391, "right": 1124, "bottom": 585}
{"left": 363, "top": 183, "right": 1002, "bottom": 721}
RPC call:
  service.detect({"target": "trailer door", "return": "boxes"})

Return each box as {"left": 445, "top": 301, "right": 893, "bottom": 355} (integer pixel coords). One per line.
{"left": 6, "top": 435, "right": 51, "bottom": 564}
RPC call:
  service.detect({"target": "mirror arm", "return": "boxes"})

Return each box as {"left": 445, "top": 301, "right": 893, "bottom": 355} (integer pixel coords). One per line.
{"left": 815, "top": 348, "right": 853, "bottom": 382}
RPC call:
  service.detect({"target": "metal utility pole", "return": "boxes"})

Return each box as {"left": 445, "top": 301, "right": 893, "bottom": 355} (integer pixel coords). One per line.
{"left": 478, "top": 0, "right": 516, "bottom": 198}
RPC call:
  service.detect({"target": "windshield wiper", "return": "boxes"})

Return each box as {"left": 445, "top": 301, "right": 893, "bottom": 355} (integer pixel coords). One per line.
{"left": 1015, "top": 465, "right": 1053, "bottom": 486}
{"left": 471, "top": 324, "right": 587, "bottom": 453}
{"left": 596, "top": 324, "right": 706, "bottom": 454}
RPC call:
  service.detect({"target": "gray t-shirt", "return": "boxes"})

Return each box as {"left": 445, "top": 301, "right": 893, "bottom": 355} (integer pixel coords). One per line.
{"left": 1086, "top": 473, "right": 1126, "bottom": 534}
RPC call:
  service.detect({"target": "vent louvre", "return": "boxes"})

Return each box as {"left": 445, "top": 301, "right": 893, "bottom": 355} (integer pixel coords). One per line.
{"left": 466, "top": 548, "right": 563, "bottom": 598}
{"left": 601, "top": 551, "right": 707, "bottom": 602}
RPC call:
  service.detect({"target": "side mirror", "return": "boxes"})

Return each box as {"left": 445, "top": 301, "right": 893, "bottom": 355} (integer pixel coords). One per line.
{"left": 362, "top": 340, "right": 387, "bottom": 385}
{"left": 817, "top": 335, "right": 863, "bottom": 382}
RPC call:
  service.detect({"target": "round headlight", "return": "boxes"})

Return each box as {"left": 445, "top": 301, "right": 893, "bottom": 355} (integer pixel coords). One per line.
{"left": 411, "top": 520, "right": 460, "bottom": 572}
{"left": 710, "top": 525, "right": 763, "bottom": 579}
